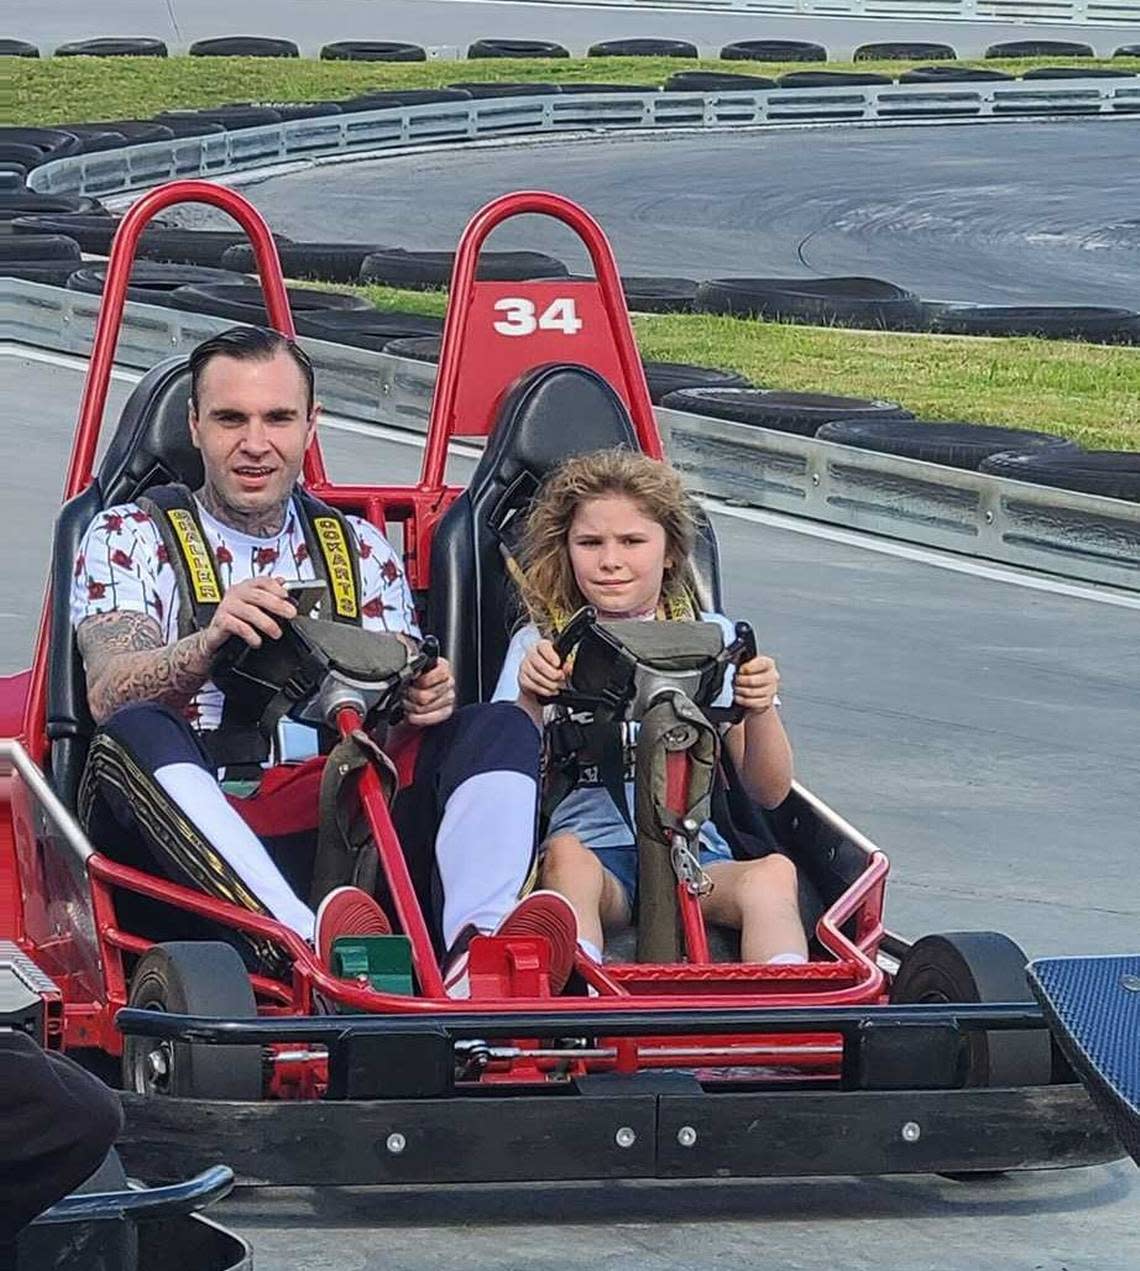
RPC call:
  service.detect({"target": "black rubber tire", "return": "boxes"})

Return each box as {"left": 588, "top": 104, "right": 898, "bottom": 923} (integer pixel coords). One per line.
{"left": 359, "top": 247, "right": 568, "bottom": 289}
{"left": 188, "top": 36, "right": 300, "bottom": 58}
{"left": 660, "top": 388, "right": 912, "bottom": 436}
{"left": 223, "top": 239, "right": 387, "bottom": 283}
{"left": 985, "top": 40, "right": 1093, "bottom": 58}
{"left": 155, "top": 106, "right": 281, "bottom": 131}
{"left": 295, "top": 308, "right": 444, "bottom": 350}
{"left": 72, "top": 120, "right": 175, "bottom": 144}
{"left": 778, "top": 70, "right": 894, "bottom": 88}
{"left": 643, "top": 362, "right": 751, "bottom": 404}
{"left": 339, "top": 89, "right": 473, "bottom": 111}
{"left": 384, "top": 335, "right": 442, "bottom": 363}
{"left": 927, "top": 302, "right": 1138, "bottom": 343}
{"left": 136, "top": 227, "right": 292, "bottom": 269}
{"left": 900, "top": 65, "right": 1014, "bottom": 84}
{"left": 696, "top": 276, "right": 925, "bottom": 332}
{"left": 10, "top": 214, "right": 130, "bottom": 254}
{"left": 54, "top": 125, "right": 130, "bottom": 154}
{"left": 0, "top": 144, "right": 47, "bottom": 169}
{"left": 665, "top": 71, "right": 776, "bottom": 92}
{"left": 0, "top": 232, "right": 80, "bottom": 262}
{"left": 122, "top": 942, "right": 261, "bottom": 1100}
{"left": 142, "top": 115, "right": 225, "bottom": 139}
{"left": 0, "top": 39, "right": 39, "bottom": 57}
{"left": 557, "top": 83, "right": 661, "bottom": 94}
{"left": 854, "top": 42, "right": 956, "bottom": 61}
{"left": 54, "top": 37, "right": 167, "bottom": 57}
{"left": 619, "top": 276, "right": 699, "bottom": 314}
{"left": 1116, "top": 45, "right": 1140, "bottom": 57}
{"left": 890, "top": 932, "right": 1053, "bottom": 1088}
{"left": 0, "top": 194, "right": 107, "bottom": 225}
{"left": 169, "top": 280, "right": 371, "bottom": 322}
{"left": 68, "top": 262, "right": 241, "bottom": 306}
{"left": 721, "top": 40, "right": 827, "bottom": 63}
{"left": 0, "top": 260, "right": 85, "bottom": 286}
{"left": 979, "top": 450, "right": 1140, "bottom": 502}
{"left": 1022, "top": 66, "right": 1137, "bottom": 80}
{"left": 320, "top": 41, "right": 427, "bottom": 62}
{"left": 815, "top": 418, "right": 1077, "bottom": 470}
{"left": 447, "top": 81, "right": 562, "bottom": 98}
{"left": 0, "top": 169, "right": 26, "bottom": 193}
{"left": 467, "top": 38, "right": 570, "bottom": 59}
{"left": 0, "top": 127, "right": 83, "bottom": 161}
{"left": 587, "top": 38, "right": 697, "bottom": 58}
{"left": 230, "top": 99, "right": 344, "bottom": 121}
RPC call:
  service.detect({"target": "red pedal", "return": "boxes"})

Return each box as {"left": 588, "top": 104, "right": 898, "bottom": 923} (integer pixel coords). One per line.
{"left": 467, "top": 935, "right": 552, "bottom": 999}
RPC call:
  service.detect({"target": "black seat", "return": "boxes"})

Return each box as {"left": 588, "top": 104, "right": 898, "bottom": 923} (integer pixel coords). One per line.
{"left": 427, "top": 362, "right": 722, "bottom": 705}
{"left": 48, "top": 356, "right": 201, "bottom": 807}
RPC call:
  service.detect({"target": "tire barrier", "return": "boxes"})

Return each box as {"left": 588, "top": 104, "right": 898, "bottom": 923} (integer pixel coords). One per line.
{"left": 815, "top": 419, "right": 1080, "bottom": 470}
{"left": 1, "top": 260, "right": 85, "bottom": 285}
{"left": 53, "top": 38, "right": 167, "bottom": 58}
{"left": 696, "top": 277, "right": 926, "bottom": 332}
{"left": 558, "top": 83, "right": 661, "bottom": 94}
{"left": 979, "top": 450, "right": 1140, "bottom": 502}
{"left": 0, "top": 128, "right": 82, "bottom": 163}
{"left": 154, "top": 106, "right": 283, "bottom": 131}
{"left": 55, "top": 124, "right": 143, "bottom": 155}
{"left": 134, "top": 116, "right": 225, "bottom": 139}
{"left": 0, "top": 39, "right": 38, "bottom": 57}
{"left": 587, "top": 39, "right": 698, "bottom": 58}
{"left": 927, "top": 303, "right": 1138, "bottom": 343}
{"left": 721, "top": 40, "right": 827, "bottom": 63}
{"left": 229, "top": 100, "right": 344, "bottom": 121}
{"left": 615, "top": 276, "right": 700, "bottom": 314}
{"left": 359, "top": 248, "right": 569, "bottom": 290}
{"left": 10, "top": 213, "right": 142, "bottom": 254}
{"left": 467, "top": 39, "right": 569, "bottom": 59}
{"left": 665, "top": 71, "right": 776, "bottom": 91}
{"left": 0, "top": 233, "right": 81, "bottom": 262}
{"left": 222, "top": 240, "right": 387, "bottom": 283}
{"left": 168, "top": 281, "right": 371, "bottom": 323}
{"left": 135, "top": 228, "right": 293, "bottom": 269}
{"left": 854, "top": 42, "right": 957, "bottom": 62}
{"left": 0, "top": 192, "right": 107, "bottom": 224}
{"left": 1118, "top": 46, "right": 1140, "bottom": 57}
{"left": 778, "top": 71, "right": 894, "bottom": 88}
{"left": 642, "top": 362, "right": 751, "bottom": 404}
{"left": 660, "top": 388, "right": 914, "bottom": 436}
{"left": 986, "top": 40, "right": 1094, "bottom": 59}
{"left": 899, "top": 65, "right": 1015, "bottom": 83}
{"left": 320, "top": 42, "right": 427, "bottom": 63}
{"left": 66, "top": 262, "right": 240, "bottom": 306}
{"left": 0, "top": 169, "right": 27, "bottom": 192}
{"left": 447, "top": 82, "right": 563, "bottom": 98}
{"left": 294, "top": 308, "right": 444, "bottom": 350}
{"left": 382, "top": 335, "right": 442, "bottom": 363}
{"left": 188, "top": 36, "right": 300, "bottom": 58}
{"left": 340, "top": 89, "right": 473, "bottom": 110}
{"left": 1024, "top": 66, "right": 1137, "bottom": 80}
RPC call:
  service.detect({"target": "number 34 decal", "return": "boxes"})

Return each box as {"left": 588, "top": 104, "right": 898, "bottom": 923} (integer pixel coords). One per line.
{"left": 492, "top": 297, "right": 584, "bottom": 337}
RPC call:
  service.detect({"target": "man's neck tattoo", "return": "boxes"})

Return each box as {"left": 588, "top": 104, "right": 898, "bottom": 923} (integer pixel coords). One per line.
{"left": 196, "top": 481, "right": 289, "bottom": 538}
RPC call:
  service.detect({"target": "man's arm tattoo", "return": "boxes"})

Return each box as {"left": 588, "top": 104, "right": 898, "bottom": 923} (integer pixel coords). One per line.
{"left": 77, "top": 612, "right": 213, "bottom": 723}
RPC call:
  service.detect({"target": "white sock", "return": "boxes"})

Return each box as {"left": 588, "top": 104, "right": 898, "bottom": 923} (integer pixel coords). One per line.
{"left": 153, "top": 762, "right": 315, "bottom": 941}
{"left": 578, "top": 938, "right": 603, "bottom": 964}
{"left": 436, "top": 770, "right": 537, "bottom": 950}
{"left": 769, "top": 951, "right": 808, "bottom": 965}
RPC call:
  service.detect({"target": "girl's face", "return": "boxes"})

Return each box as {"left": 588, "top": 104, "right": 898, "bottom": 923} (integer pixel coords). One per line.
{"left": 567, "top": 494, "right": 672, "bottom": 617}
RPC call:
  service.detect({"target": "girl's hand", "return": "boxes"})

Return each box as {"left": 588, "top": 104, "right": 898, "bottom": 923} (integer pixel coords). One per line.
{"left": 518, "top": 639, "right": 567, "bottom": 702}
{"left": 733, "top": 654, "right": 780, "bottom": 717}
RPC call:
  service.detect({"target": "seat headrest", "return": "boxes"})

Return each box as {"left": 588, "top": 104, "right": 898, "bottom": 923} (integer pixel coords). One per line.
{"left": 96, "top": 356, "right": 203, "bottom": 505}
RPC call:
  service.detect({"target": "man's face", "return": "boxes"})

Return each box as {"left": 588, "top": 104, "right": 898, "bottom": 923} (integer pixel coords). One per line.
{"left": 189, "top": 351, "right": 317, "bottom": 516}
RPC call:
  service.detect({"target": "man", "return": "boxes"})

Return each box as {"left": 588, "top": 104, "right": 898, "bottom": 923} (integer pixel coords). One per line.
{"left": 71, "top": 326, "right": 576, "bottom": 993}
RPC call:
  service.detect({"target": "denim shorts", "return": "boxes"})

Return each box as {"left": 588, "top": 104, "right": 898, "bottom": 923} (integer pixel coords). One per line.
{"left": 594, "top": 841, "right": 732, "bottom": 914}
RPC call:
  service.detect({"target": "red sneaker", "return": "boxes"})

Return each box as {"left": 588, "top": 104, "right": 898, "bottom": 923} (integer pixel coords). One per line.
{"left": 314, "top": 886, "right": 391, "bottom": 973}
{"left": 443, "top": 890, "right": 579, "bottom": 999}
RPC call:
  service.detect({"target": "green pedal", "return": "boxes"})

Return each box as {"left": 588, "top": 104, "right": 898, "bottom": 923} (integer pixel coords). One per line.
{"left": 331, "top": 935, "right": 415, "bottom": 996}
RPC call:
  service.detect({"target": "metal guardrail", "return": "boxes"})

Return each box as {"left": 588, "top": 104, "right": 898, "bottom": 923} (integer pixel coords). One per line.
{"left": 3, "top": 279, "right": 1137, "bottom": 594}
{"left": 25, "top": 79, "right": 1139, "bottom": 200}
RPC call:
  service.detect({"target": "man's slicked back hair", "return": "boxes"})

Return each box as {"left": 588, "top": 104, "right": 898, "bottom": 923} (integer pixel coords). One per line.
{"left": 189, "top": 325, "right": 315, "bottom": 414}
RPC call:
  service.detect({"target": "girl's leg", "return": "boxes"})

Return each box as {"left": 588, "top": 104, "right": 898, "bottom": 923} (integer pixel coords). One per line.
{"left": 541, "top": 833, "right": 630, "bottom": 959}
{"left": 700, "top": 855, "right": 809, "bottom": 964}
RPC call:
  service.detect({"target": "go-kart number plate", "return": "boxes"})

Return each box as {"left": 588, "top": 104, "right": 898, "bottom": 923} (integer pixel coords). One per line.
{"left": 493, "top": 297, "right": 584, "bottom": 337}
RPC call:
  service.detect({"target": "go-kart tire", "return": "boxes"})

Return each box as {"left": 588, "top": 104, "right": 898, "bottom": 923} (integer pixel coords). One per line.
{"left": 0, "top": 39, "right": 39, "bottom": 57}
{"left": 643, "top": 361, "right": 751, "bottom": 404}
{"left": 696, "top": 276, "right": 925, "bottom": 331}
{"left": 467, "top": 38, "right": 570, "bottom": 59}
{"left": 778, "top": 70, "right": 894, "bottom": 89}
{"left": 660, "top": 387, "right": 912, "bottom": 436}
{"left": 926, "top": 302, "right": 1138, "bottom": 343}
{"left": 222, "top": 239, "right": 385, "bottom": 282}
{"left": 721, "top": 40, "right": 827, "bottom": 63}
{"left": 815, "top": 419, "right": 1077, "bottom": 471}
{"left": 384, "top": 335, "right": 442, "bottom": 363}
{"left": 854, "top": 42, "right": 956, "bottom": 61}
{"left": 979, "top": 450, "right": 1140, "bottom": 502}
{"left": 123, "top": 942, "right": 261, "bottom": 1100}
{"left": 321, "top": 41, "right": 427, "bottom": 62}
{"left": 900, "top": 65, "right": 1014, "bottom": 84}
{"left": 67, "top": 262, "right": 239, "bottom": 306}
{"left": 188, "top": 36, "right": 300, "bottom": 58}
{"left": 986, "top": 40, "right": 1093, "bottom": 58}
{"left": 295, "top": 308, "right": 444, "bottom": 350}
{"left": 54, "top": 37, "right": 168, "bottom": 57}
{"left": 359, "top": 247, "right": 568, "bottom": 289}
{"left": 447, "top": 81, "right": 562, "bottom": 98}
{"left": 665, "top": 71, "right": 776, "bottom": 92}
{"left": 0, "top": 232, "right": 80, "bottom": 262}
{"left": 889, "top": 932, "right": 1053, "bottom": 1089}
{"left": 169, "top": 281, "right": 370, "bottom": 323}
{"left": 587, "top": 38, "right": 697, "bottom": 58}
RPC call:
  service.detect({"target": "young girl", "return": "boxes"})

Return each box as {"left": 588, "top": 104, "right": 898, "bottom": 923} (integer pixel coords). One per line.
{"left": 492, "top": 449, "right": 809, "bottom": 967}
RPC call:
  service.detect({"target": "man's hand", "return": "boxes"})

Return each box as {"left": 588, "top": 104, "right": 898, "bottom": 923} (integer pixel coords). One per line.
{"left": 201, "top": 576, "right": 297, "bottom": 657}
{"left": 403, "top": 656, "right": 456, "bottom": 728}
{"left": 732, "top": 654, "right": 780, "bottom": 717}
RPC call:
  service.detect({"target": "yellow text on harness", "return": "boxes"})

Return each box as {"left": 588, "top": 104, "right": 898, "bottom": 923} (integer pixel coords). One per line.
{"left": 313, "top": 516, "right": 358, "bottom": 619}
{"left": 166, "top": 509, "right": 222, "bottom": 604}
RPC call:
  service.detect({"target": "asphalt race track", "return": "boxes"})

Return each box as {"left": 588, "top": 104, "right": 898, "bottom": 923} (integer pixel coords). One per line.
{"left": 2, "top": 346, "right": 1138, "bottom": 1268}
{"left": 227, "top": 120, "right": 1140, "bottom": 309}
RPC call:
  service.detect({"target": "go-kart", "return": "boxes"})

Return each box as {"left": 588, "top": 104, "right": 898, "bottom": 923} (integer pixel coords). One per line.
{"left": 0, "top": 179, "right": 1124, "bottom": 1187}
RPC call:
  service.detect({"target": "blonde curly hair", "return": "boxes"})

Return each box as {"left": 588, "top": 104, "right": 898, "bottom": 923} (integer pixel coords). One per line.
{"left": 516, "top": 448, "right": 700, "bottom": 636}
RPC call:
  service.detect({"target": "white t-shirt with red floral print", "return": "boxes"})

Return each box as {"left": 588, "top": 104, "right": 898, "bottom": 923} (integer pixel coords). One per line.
{"left": 70, "top": 495, "right": 420, "bottom": 733}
